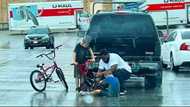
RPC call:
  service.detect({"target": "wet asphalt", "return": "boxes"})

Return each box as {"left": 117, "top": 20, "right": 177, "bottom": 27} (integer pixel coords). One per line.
{"left": 0, "top": 31, "right": 190, "bottom": 106}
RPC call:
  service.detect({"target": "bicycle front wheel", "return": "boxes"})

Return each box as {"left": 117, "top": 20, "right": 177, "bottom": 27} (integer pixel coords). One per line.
{"left": 30, "top": 70, "right": 46, "bottom": 92}
{"left": 56, "top": 68, "right": 68, "bottom": 91}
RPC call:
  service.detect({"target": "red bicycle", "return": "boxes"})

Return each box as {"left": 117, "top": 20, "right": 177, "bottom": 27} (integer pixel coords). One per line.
{"left": 30, "top": 45, "right": 68, "bottom": 92}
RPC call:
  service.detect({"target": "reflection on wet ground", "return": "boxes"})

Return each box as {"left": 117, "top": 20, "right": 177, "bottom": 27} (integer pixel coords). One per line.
{"left": 29, "top": 88, "right": 163, "bottom": 106}
{"left": 30, "top": 91, "right": 68, "bottom": 106}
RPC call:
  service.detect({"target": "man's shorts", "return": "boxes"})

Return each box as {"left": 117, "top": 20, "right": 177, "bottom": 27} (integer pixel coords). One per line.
{"left": 113, "top": 69, "right": 131, "bottom": 81}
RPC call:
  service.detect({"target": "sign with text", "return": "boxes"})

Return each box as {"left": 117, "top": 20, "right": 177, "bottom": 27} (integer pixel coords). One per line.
{"left": 147, "top": 2, "right": 185, "bottom": 11}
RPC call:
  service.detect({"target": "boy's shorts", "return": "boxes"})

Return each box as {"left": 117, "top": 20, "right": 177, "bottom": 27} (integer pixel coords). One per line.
{"left": 74, "top": 64, "right": 88, "bottom": 78}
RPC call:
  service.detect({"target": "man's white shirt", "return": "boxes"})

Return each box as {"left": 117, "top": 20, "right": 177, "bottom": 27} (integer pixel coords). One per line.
{"left": 98, "top": 53, "right": 132, "bottom": 73}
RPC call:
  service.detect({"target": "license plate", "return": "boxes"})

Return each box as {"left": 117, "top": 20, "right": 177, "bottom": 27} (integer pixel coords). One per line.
{"left": 33, "top": 41, "right": 38, "bottom": 44}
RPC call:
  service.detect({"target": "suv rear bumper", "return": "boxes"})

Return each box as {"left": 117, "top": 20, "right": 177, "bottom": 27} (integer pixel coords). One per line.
{"left": 131, "top": 62, "right": 162, "bottom": 76}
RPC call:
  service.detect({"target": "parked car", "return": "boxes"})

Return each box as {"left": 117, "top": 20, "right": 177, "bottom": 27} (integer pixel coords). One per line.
{"left": 24, "top": 26, "right": 54, "bottom": 49}
{"left": 85, "top": 11, "right": 162, "bottom": 89}
{"left": 161, "top": 28, "right": 190, "bottom": 72}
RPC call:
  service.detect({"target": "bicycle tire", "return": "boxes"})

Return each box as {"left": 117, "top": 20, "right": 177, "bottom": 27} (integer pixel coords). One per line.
{"left": 56, "top": 68, "right": 68, "bottom": 91}
{"left": 30, "top": 70, "right": 46, "bottom": 92}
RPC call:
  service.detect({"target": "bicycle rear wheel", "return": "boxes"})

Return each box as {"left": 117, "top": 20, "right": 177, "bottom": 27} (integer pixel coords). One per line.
{"left": 30, "top": 70, "right": 46, "bottom": 92}
{"left": 56, "top": 68, "right": 68, "bottom": 91}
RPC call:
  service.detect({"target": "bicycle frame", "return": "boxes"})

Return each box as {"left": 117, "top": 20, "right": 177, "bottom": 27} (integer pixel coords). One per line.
{"left": 39, "top": 61, "right": 58, "bottom": 81}
{"left": 36, "top": 45, "right": 63, "bottom": 81}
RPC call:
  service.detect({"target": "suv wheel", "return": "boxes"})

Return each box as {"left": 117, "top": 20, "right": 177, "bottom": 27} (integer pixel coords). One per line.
{"left": 162, "top": 63, "right": 168, "bottom": 69}
{"left": 25, "top": 47, "right": 28, "bottom": 49}
{"left": 144, "top": 63, "right": 162, "bottom": 89}
{"left": 51, "top": 44, "right": 54, "bottom": 49}
{"left": 46, "top": 43, "right": 51, "bottom": 49}
{"left": 24, "top": 45, "right": 29, "bottom": 49}
{"left": 46, "top": 46, "right": 50, "bottom": 49}
{"left": 145, "top": 75, "right": 156, "bottom": 89}
{"left": 144, "top": 72, "right": 162, "bottom": 89}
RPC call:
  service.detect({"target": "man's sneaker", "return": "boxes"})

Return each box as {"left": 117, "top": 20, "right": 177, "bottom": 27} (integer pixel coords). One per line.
{"left": 120, "top": 92, "right": 125, "bottom": 95}
{"left": 79, "top": 91, "right": 89, "bottom": 96}
{"left": 123, "top": 90, "right": 127, "bottom": 93}
{"left": 120, "top": 90, "right": 127, "bottom": 95}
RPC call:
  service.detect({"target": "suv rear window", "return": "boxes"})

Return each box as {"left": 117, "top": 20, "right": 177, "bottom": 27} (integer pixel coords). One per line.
{"left": 87, "top": 12, "right": 159, "bottom": 57}
{"left": 87, "top": 13, "right": 156, "bottom": 38}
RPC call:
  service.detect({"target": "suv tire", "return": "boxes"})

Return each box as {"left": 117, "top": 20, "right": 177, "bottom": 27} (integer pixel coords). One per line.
{"left": 46, "top": 45, "right": 50, "bottom": 49}
{"left": 162, "top": 62, "right": 168, "bottom": 69}
{"left": 24, "top": 45, "right": 29, "bottom": 49}
{"left": 144, "top": 64, "right": 162, "bottom": 89}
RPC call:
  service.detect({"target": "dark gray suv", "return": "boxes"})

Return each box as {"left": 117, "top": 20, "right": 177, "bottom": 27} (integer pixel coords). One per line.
{"left": 24, "top": 27, "right": 54, "bottom": 49}
{"left": 86, "top": 11, "right": 162, "bottom": 89}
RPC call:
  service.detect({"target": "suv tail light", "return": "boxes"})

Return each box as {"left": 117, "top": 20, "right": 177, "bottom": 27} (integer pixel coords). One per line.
{"left": 180, "top": 43, "right": 190, "bottom": 51}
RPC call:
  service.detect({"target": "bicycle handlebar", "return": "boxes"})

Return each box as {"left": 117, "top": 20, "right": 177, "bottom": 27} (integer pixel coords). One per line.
{"left": 36, "top": 44, "right": 63, "bottom": 60}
